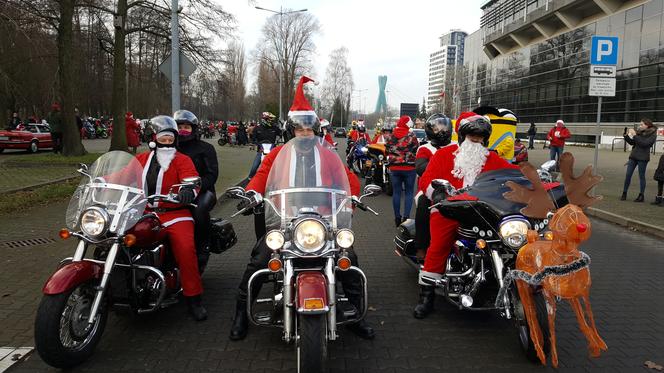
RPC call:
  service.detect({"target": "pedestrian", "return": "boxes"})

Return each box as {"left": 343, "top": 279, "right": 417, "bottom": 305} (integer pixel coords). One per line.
{"left": 386, "top": 115, "right": 419, "bottom": 227}
{"left": 47, "top": 103, "right": 63, "bottom": 154}
{"left": 125, "top": 112, "right": 141, "bottom": 153}
{"left": 7, "top": 112, "right": 21, "bottom": 130}
{"left": 621, "top": 118, "right": 658, "bottom": 202}
{"left": 75, "top": 108, "right": 83, "bottom": 137}
{"left": 547, "top": 119, "right": 571, "bottom": 163}
{"left": 652, "top": 152, "right": 664, "bottom": 206}
{"left": 238, "top": 121, "right": 248, "bottom": 145}
{"left": 527, "top": 122, "right": 537, "bottom": 149}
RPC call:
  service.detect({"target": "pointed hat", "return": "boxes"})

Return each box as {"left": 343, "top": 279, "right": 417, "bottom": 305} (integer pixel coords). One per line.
{"left": 288, "top": 76, "right": 317, "bottom": 117}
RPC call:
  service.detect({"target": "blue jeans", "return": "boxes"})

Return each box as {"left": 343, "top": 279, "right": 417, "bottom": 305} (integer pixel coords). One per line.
{"left": 623, "top": 158, "right": 648, "bottom": 194}
{"left": 549, "top": 146, "right": 564, "bottom": 162}
{"left": 390, "top": 169, "right": 416, "bottom": 219}
{"left": 248, "top": 152, "right": 262, "bottom": 179}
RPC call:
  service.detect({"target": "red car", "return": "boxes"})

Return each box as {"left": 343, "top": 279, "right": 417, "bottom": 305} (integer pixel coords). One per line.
{"left": 0, "top": 124, "right": 53, "bottom": 153}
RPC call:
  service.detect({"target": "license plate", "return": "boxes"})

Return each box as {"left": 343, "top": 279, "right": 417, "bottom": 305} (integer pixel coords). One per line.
{"left": 0, "top": 136, "right": 8, "bottom": 140}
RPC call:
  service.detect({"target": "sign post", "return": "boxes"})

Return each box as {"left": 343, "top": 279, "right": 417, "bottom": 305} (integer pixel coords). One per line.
{"left": 588, "top": 35, "right": 619, "bottom": 174}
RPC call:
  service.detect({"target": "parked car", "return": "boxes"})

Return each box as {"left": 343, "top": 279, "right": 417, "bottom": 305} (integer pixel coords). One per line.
{"left": 334, "top": 127, "right": 347, "bottom": 138}
{"left": 0, "top": 123, "right": 53, "bottom": 153}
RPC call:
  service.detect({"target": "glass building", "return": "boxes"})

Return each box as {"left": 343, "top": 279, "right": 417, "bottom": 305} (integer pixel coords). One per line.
{"left": 458, "top": 0, "right": 664, "bottom": 124}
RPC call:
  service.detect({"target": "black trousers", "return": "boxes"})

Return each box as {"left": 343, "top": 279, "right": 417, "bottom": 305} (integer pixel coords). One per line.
{"left": 415, "top": 194, "right": 431, "bottom": 252}
{"left": 51, "top": 132, "right": 63, "bottom": 153}
{"left": 237, "top": 236, "right": 364, "bottom": 307}
{"left": 192, "top": 191, "right": 216, "bottom": 255}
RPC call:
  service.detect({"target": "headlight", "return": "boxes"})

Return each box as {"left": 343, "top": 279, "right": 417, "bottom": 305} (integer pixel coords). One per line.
{"left": 361, "top": 147, "right": 368, "bottom": 154}
{"left": 499, "top": 219, "right": 529, "bottom": 248}
{"left": 335, "top": 229, "right": 354, "bottom": 249}
{"left": 265, "top": 230, "right": 285, "bottom": 250}
{"left": 80, "top": 208, "right": 108, "bottom": 237}
{"left": 294, "top": 219, "right": 326, "bottom": 253}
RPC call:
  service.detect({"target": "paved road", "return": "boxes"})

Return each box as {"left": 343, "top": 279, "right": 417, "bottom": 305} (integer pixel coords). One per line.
{"left": 2, "top": 142, "right": 663, "bottom": 372}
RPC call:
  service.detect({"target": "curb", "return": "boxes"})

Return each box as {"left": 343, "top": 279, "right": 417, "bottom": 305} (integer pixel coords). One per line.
{"left": 586, "top": 207, "right": 664, "bottom": 239}
{"left": 3, "top": 175, "right": 79, "bottom": 195}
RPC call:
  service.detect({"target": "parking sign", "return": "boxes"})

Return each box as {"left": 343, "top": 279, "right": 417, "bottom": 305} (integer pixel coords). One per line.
{"left": 590, "top": 36, "right": 619, "bottom": 65}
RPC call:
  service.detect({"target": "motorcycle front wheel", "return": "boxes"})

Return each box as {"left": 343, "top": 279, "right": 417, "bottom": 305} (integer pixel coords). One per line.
{"left": 34, "top": 281, "right": 108, "bottom": 368}
{"left": 296, "top": 314, "right": 327, "bottom": 373}
{"left": 510, "top": 286, "right": 550, "bottom": 363}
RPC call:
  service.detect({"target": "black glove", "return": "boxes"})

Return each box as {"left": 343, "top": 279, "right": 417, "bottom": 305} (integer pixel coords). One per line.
{"left": 178, "top": 187, "right": 195, "bottom": 204}
{"left": 236, "top": 190, "right": 258, "bottom": 213}
{"left": 431, "top": 188, "right": 447, "bottom": 205}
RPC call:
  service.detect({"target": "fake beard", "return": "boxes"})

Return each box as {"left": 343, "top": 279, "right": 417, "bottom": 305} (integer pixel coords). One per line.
{"left": 155, "top": 147, "right": 176, "bottom": 172}
{"left": 452, "top": 140, "right": 489, "bottom": 187}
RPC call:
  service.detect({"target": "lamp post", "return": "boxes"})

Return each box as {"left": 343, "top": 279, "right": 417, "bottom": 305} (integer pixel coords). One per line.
{"left": 353, "top": 88, "right": 367, "bottom": 119}
{"left": 255, "top": 5, "right": 308, "bottom": 121}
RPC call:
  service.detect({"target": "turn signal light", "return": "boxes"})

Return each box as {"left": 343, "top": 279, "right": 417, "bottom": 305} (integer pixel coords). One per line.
{"left": 337, "top": 256, "right": 352, "bottom": 271}
{"left": 303, "top": 298, "right": 325, "bottom": 310}
{"left": 475, "top": 239, "right": 487, "bottom": 250}
{"left": 544, "top": 231, "right": 554, "bottom": 241}
{"left": 268, "top": 258, "right": 283, "bottom": 272}
{"left": 123, "top": 234, "right": 137, "bottom": 247}
{"left": 59, "top": 228, "right": 71, "bottom": 240}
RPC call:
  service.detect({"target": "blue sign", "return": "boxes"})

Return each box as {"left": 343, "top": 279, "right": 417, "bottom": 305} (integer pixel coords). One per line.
{"left": 590, "top": 36, "right": 619, "bottom": 65}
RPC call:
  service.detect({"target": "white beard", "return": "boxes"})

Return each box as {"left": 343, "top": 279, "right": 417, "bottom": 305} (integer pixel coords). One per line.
{"left": 452, "top": 141, "right": 489, "bottom": 187}
{"left": 155, "top": 147, "right": 176, "bottom": 172}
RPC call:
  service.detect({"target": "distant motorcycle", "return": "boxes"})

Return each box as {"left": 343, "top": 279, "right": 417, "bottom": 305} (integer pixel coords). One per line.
{"left": 364, "top": 143, "right": 392, "bottom": 196}
{"left": 83, "top": 121, "right": 96, "bottom": 139}
{"left": 346, "top": 138, "right": 370, "bottom": 176}
{"left": 95, "top": 124, "right": 108, "bottom": 139}
{"left": 217, "top": 130, "right": 229, "bottom": 146}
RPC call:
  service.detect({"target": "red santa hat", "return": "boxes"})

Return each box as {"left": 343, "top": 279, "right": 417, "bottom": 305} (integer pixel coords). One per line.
{"left": 455, "top": 111, "right": 477, "bottom": 132}
{"left": 396, "top": 115, "right": 413, "bottom": 129}
{"left": 288, "top": 76, "right": 317, "bottom": 118}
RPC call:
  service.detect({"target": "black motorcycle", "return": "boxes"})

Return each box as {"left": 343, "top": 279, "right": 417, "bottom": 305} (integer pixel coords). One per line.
{"left": 217, "top": 130, "right": 229, "bottom": 146}
{"left": 393, "top": 162, "right": 566, "bottom": 362}
{"left": 364, "top": 143, "right": 392, "bottom": 196}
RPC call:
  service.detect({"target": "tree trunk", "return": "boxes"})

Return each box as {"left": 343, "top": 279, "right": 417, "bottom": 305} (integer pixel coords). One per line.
{"left": 109, "top": 0, "right": 128, "bottom": 151}
{"left": 58, "top": 0, "right": 86, "bottom": 156}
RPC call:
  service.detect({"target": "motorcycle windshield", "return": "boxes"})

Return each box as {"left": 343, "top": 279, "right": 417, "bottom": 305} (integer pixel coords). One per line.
{"left": 264, "top": 137, "right": 352, "bottom": 231}
{"left": 66, "top": 151, "right": 147, "bottom": 234}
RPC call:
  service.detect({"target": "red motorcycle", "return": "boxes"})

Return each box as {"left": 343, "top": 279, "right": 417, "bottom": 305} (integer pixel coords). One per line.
{"left": 34, "top": 151, "right": 236, "bottom": 368}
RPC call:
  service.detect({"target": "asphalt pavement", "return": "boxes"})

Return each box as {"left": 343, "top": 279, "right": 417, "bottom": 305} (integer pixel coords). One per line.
{"left": 1, "top": 140, "right": 663, "bottom": 372}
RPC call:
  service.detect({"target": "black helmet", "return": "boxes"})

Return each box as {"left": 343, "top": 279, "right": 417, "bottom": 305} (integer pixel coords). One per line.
{"left": 357, "top": 123, "right": 366, "bottom": 133}
{"left": 457, "top": 115, "right": 492, "bottom": 146}
{"left": 286, "top": 113, "right": 320, "bottom": 138}
{"left": 150, "top": 115, "right": 178, "bottom": 147}
{"left": 173, "top": 110, "right": 199, "bottom": 128}
{"left": 425, "top": 113, "right": 453, "bottom": 147}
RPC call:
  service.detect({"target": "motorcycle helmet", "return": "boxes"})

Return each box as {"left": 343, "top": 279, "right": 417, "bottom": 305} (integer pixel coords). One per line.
{"left": 457, "top": 114, "right": 492, "bottom": 146}
{"left": 381, "top": 123, "right": 394, "bottom": 134}
{"left": 150, "top": 115, "right": 179, "bottom": 148}
{"left": 425, "top": 113, "right": 453, "bottom": 147}
{"left": 261, "top": 112, "right": 277, "bottom": 127}
{"left": 285, "top": 113, "right": 321, "bottom": 139}
{"left": 357, "top": 122, "right": 366, "bottom": 133}
{"left": 173, "top": 110, "right": 199, "bottom": 142}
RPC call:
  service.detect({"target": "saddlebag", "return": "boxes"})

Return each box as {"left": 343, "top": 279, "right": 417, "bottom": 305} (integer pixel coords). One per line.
{"left": 209, "top": 218, "right": 237, "bottom": 254}
{"left": 395, "top": 219, "right": 417, "bottom": 256}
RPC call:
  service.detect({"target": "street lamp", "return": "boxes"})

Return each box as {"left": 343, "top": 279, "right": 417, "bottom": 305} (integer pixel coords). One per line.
{"left": 353, "top": 88, "right": 367, "bottom": 119}
{"left": 255, "top": 6, "right": 308, "bottom": 122}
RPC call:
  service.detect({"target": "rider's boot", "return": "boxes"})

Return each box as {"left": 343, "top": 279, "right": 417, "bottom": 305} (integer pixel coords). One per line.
{"left": 185, "top": 294, "right": 208, "bottom": 321}
{"left": 346, "top": 295, "right": 375, "bottom": 340}
{"left": 413, "top": 285, "right": 435, "bottom": 319}
{"left": 229, "top": 295, "right": 249, "bottom": 340}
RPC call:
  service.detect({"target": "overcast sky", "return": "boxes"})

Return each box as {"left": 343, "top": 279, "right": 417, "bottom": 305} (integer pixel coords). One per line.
{"left": 218, "top": 0, "right": 482, "bottom": 112}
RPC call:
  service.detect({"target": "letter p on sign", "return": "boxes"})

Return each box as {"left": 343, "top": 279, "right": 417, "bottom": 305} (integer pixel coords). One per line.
{"left": 591, "top": 36, "right": 619, "bottom": 65}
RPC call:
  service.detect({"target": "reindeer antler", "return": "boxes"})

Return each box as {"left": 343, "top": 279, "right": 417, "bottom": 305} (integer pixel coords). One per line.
{"left": 559, "top": 152, "right": 603, "bottom": 208}
{"left": 503, "top": 162, "right": 556, "bottom": 219}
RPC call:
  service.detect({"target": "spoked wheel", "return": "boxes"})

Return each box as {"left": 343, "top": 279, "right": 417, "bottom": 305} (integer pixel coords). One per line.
{"left": 296, "top": 314, "right": 327, "bottom": 373}
{"left": 34, "top": 281, "right": 108, "bottom": 368}
{"left": 510, "top": 286, "right": 550, "bottom": 363}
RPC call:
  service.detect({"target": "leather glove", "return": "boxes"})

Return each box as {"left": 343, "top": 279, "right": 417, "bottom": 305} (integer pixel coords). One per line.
{"left": 236, "top": 190, "right": 259, "bottom": 213}
{"left": 178, "top": 187, "right": 195, "bottom": 204}
{"left": 431, "top": 188, "right": 447, "bottom": 205}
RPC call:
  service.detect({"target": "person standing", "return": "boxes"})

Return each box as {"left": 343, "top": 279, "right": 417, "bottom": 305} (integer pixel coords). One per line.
{"left": 652, "top": 152, "right": 664, "bottom": 206}
{"left": 75, "top": 108, "right": 83, "bottom": 138}
{"left": 125, "top": 112, "right": 140, "bottom": 153}
{"left": 47, "top": 103, "right": 63, "bottom": 154}
{"left": 547, "top": 119, "right": 571, "bottom": 162}
{"left": 386, "top": 115, "right": 419, "bottom": 227}
{"left": 7, "top": 112, "right": 21, "bottom": 130}
{"left": 621, "top": 118, "right": 658, "bottom": 202}
{"left": 527, "top": 122, "right": 537, "bottom": 149}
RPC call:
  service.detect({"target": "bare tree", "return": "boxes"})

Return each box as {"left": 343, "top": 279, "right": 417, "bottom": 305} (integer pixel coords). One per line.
{"left": 321, "top": 47, "right": 353, "bottom": 125}
{"left": 254, "top": 10, "right": 320, "bottom": 118}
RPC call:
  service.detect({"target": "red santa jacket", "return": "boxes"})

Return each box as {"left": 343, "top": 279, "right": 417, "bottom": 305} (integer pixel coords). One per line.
{"left": 247, "top": 144, "right": 360, "bottom": 197}
{"left": 418, "top": 144, "right": 518, "bottom": 199}
{"left": 125, "top": 117, "right": 140, "bottom": 147}
{"left": 350, "top": 131, "right": 371, "bottom": 143}
{"left": 324, "top": 133, "right": 335, "bottom": 146}
{"left": 547, "top": 126, "right": 571, "bottom": 147}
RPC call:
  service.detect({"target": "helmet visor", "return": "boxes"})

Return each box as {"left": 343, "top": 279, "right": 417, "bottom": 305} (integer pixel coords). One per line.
{"left": 289, "top": 114, "right": 318, "bottom": 129}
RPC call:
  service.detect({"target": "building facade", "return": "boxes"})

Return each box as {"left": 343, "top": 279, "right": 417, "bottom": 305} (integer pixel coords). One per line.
{"left": 457, "top": 0, "right": 663, "bottom": 128}
{"left": 427, "top": 31, "right": 468, "bottom": 111}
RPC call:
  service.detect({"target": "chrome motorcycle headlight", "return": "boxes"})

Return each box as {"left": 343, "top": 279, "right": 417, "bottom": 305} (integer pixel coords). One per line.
{"left": 499, "top": 219, "right": 529, "bottom": 248}
{"left": 335, "top": 229, "right": 354, "bottom": 249}
{"left": 294, "top": 219, "right": 326, "bottom": 253}
{"left": 80, "top": 207, "right": 109, "bottom": 237}
{"left": 265, "top": 230, "right": 285, "bottom": 250}
{"left": 361, "top": 147, "right": 368, "bottom": 154}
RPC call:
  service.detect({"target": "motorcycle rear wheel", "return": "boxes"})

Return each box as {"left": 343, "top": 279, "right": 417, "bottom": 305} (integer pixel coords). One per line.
{"left": 34, "top": 281, "right": 108, "bottom": 368}
{"left": 296, "top": 314, "right": 327, "bottom": 373}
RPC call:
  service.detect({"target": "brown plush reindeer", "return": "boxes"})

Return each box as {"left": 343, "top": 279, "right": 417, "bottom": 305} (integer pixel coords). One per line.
{"left": 503, "top": 152, "right": 607, "bottom": 367}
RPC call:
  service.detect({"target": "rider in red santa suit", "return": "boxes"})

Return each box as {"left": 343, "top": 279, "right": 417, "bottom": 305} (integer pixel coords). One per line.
{"left": 319, "top": 118, "right": 336, "bottom": 146}
{"left": 137, "top": 116, "right": 208, "bottom": 321}
{"left": 413, "top": 114, "right": 519, "bottom": 319}
{"left": 350, "top": 122, "right": 371, "bottom": 143}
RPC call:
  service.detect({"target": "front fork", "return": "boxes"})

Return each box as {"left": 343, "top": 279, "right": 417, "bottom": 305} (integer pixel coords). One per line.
{"left": 86, "top": 243, "right": 118, "bottom": 324}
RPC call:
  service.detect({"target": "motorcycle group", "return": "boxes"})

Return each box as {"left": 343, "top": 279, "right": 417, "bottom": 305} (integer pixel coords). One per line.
{"left": 33, "top": 76, "right": 605, "bottom": 372}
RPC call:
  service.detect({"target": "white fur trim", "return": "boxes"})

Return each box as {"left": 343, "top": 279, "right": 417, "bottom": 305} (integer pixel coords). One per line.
{"left": 425, "top": 183, "right": 436, "bottom": 200}
{"left": 288, "top": 110, "right": 317, "bottom": 117}
{"left": 161, "top": 216, "right": 194, "bottom": 228}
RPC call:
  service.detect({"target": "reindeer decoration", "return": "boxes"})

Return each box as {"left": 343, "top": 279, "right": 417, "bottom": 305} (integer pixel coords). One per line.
{"left": 502, "top": 152, "right": 608, "bottom": 367}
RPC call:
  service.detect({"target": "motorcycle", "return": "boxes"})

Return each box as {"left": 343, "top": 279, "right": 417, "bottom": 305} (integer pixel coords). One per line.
{"left": 226, "top": 139, "right": 380, "bottom": 373}
{"left": 364, "top": 143, "right": 392, "bottom": 196}
{"left": 393, "top": 160, "right": 566, "bottom": 362}
{"left": 34, "top": 151, "right": 237, "bottom": 368}
{"left": 95, "top": 123, "right": 108, "bottom": 139}
{"left": 346, "top": 138, "right": 370, "bottom": 176}
{"left": 218, "top": 130, "right": 229, "bottom": 146}
{"left": 83, "top": 121, "right": 96, "bottom": 139}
